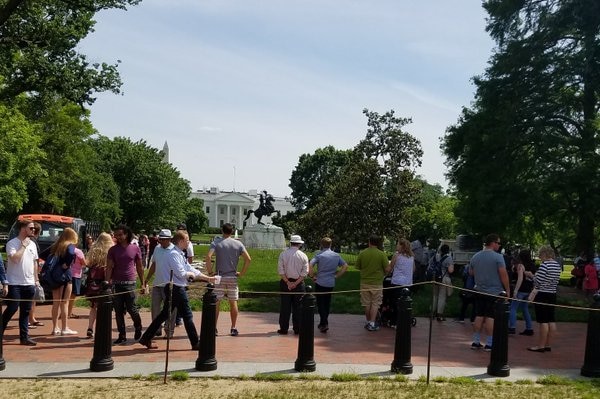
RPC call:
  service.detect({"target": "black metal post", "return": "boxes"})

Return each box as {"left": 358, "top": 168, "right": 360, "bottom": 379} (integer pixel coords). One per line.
{"left": 0, "top": 299, "right": 6, "bottom": 371}
{"left": 581, "top": 293, "right": 600, "bottom": 377}
{"left": 391, "top": 288, "right": 413, "bottom": 374}
{"left": 90, "top": 282, "right": 114, "bottom": 372}
{"left": 487, "top": 291, "right": 510, "bottom": 377}
{"left": 196, "top": 283, "right": 217, "bottom": 371}
{"left": 295, "top": 285, "right": 316, "bottom": 372}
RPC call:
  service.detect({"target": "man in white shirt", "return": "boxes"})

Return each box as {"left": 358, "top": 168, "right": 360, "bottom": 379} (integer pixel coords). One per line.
{"left": 144, "top": 229, "right": 177, "bottom": 338}
{"left": 2, "top": 219, "right": 40, "bottom": 346}
{"left": 277, "top": 235, "right": 309, "bottom": 335}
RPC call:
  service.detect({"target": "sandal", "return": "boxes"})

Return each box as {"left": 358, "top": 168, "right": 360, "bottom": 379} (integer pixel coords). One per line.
{"left": 32, "top": 321, "right": 45, "bottom": 326}
{"left": 527, "top": 346, "right": 546, "bottom": 352}
{"left": 69, "top": 314, "right": 80, "bottom": 319}
{"left": 87, "top": 328, "right": 94, "bottom": 338}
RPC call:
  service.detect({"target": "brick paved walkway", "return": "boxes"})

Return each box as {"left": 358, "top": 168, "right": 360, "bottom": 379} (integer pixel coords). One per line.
{"left": 0, "top": 305, "right": 588, "bottom": 370}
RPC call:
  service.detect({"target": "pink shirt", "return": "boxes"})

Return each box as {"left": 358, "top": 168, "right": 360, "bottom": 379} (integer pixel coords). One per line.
{"left": 584, "top": 263, "right": 598, "bottom": 291}
{"left": 71, "top": 248, "right": 85, "bottom": 278}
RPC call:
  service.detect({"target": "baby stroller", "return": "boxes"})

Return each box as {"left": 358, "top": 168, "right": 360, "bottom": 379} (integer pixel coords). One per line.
{"left": 376, "top": 274, "right": 417, "bottom": 328}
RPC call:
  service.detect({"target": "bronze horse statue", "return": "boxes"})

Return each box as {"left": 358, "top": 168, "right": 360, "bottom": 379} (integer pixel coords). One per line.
{"left": 244, "top": 191, "right": 280, "bottom": 225}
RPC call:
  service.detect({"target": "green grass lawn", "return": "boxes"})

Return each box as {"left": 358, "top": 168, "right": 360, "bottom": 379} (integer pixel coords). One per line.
{"left": 77, "top": 248, "right": 592, "bottom": 322}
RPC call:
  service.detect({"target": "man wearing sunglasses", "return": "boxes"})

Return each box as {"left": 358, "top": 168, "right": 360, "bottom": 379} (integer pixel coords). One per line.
{"left": 1, "top": 219, "right": 40, "bottom": 346}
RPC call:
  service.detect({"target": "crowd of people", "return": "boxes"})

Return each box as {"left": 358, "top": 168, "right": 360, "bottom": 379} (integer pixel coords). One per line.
{"left": 0, "top": 221, "right": 591, "bottom": 356}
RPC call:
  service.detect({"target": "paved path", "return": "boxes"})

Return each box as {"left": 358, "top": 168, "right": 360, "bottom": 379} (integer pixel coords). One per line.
{"left": 0, "top": 305, "right": 592, "bottom": 380}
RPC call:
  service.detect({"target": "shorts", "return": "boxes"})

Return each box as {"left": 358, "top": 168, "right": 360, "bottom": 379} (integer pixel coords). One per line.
{"left": 360, "top": 283, "right": 383, "bottom": 309}
{"left": 474, "top": 293, "right": 496, "bottom": 318}
{"left": 215, "top": 276, "right": 239, "bottom": 301}
{"left": 534, "top": 291, "right": 556, "bottom": 323}
{"left": 71, "top": 277, "right": 82, "bottom": 296}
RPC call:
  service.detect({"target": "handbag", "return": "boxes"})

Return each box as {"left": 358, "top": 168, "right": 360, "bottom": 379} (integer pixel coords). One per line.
{"left": 33, "top": 284, "right": 46, "bottom": 303}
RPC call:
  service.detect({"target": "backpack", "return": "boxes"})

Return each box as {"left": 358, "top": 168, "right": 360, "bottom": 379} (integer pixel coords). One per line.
{"left": 41, "top": 252, "right": 73, "bottom": 289}
{"left": 426, "top": 254, "right": 449, "bottom": 282}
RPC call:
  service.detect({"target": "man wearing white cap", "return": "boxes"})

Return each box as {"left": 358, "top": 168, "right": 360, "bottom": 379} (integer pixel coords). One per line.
{"left": 277, "top": 234, "right": 309, "bottom": 335}
{"left": 144, "top": 229, "right": 177, "bottom": 338}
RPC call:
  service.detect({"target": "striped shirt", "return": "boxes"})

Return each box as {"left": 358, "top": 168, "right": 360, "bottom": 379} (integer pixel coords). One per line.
{"left": 533, "top": 259, "right": 561, "bottom": 293}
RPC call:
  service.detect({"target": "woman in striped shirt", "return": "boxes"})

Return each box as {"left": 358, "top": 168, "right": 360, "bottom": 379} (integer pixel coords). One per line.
{"left": 526, "top": 245, "right": 561, "bottom": 352}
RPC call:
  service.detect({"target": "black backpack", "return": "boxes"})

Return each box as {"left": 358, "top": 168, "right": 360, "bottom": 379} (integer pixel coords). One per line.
{"left": 426, "top": 254, "right": 449, "bottom": 282}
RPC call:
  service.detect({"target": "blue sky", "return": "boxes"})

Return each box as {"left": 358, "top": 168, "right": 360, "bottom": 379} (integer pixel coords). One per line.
{"left": 80, "top": 0, "right": 494, "bottom": 197}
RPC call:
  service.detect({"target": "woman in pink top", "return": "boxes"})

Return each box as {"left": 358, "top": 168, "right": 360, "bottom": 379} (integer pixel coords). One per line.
{"left": 67, "top": 246, "right": 86, "bottom": 319}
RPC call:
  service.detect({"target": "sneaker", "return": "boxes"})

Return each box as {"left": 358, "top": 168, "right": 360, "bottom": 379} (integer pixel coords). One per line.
{"left": 508, "top": 328, "right": 516, "bottom": 334}
{"left": 134, "top": 329, "right": 142, "bottom": 341}
{"left": 483, "top": 345, "right": 492, "bottom": 352}
{"left": 319, "top": 324, "right": 329, "bottom": 333}
{"left": 52, "top": 328, "right": 61, "bottom": 336}
{"left": 519, "top": 329, "right": 534, "bottom": 336}
{"left": 155, "top": 330, "right": 163, "bottom": 337}
{"left": 61, "top": 328, "right": 78, "bottom": 336}
{"left": 277, "top": 329, "right": 288, "bottom": 335}
{"left": 113, "top": 336, "right": 127, "bottom": 345}
{"left": 230, "top": 328, "right": 239, "bottom": 336}
{"left": 366, "top": 323, "right": 379, "bottom": 332}
{"left": 471, "top": 342, "right": 483, "bottom": 350}
{"left": 86, "top": 328, "right": 94, "bottom": 338}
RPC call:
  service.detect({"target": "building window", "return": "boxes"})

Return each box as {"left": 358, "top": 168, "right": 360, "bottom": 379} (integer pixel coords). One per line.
{"left": 232, "top": 208, "right": 236, "bottom": 215}
{"left": 206, "top": 206, "right": 210, "bottom": 213}
{"left": 220, "top": 207, "right": 225, "bottom": 215}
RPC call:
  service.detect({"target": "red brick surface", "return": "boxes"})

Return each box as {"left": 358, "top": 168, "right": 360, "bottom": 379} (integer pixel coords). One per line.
{"left": 1, "top": 305, "right": 587, "bottom": 369}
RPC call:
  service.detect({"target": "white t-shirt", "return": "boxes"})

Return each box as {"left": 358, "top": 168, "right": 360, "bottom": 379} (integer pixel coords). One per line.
{"left": 6, "top": 237, "right": 38, "bottom": 285}
{"left": 151, "top": 243, "right": 175, "bottom": 287}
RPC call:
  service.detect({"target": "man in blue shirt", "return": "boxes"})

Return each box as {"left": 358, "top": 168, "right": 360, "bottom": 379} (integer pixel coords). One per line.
{"left": 309, "top": 237, "right": 348, "bottom": 333}
{"left": 138, "top": 230, "right": 216, "bottom": 350}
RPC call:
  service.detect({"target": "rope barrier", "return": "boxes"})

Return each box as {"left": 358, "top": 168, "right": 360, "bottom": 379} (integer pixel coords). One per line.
{"left": 2, "top": 280, "right": 598, "bottom": 312}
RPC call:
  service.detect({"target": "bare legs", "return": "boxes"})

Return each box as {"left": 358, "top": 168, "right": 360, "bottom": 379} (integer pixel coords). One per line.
{"left": 51, "top": 284, "right": 73, "bottom": 333}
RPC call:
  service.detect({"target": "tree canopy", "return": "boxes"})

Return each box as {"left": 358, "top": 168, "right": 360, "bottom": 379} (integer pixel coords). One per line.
{"left": 0, "top": 0, "right": 141, "bottom": 107}
{"left": 293, "top": 109, "right": 423, "bottom": 249}
{"left": 443, "top": 0, "right": 600, "bottom": 254}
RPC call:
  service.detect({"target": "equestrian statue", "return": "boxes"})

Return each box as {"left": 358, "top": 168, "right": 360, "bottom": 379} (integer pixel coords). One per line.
{"left": 244, "top": 190, "right": 280, "bottom": 225}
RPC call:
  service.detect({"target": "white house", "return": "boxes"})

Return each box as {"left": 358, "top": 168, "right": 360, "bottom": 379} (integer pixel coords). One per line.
{"left": 190, "top": 187, "right": 295, "bottom": 229}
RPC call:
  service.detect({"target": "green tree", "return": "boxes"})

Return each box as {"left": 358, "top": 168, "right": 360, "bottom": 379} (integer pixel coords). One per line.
{"left": 289, "top": 146, "right": 352, "bottom": 211}
{"left": 0, "top": 0, "right": 141, "bottom": 106}
{"left": 406, "top": 178, "right": 458, "bottom": 245}
{"left": 19, "top": 99, "right": 121, "bottom": 228}
{"left": 443, "top": 0, "right": 600, "bottom": 254}
{"left": 184, "top": 198, "right": 208, "bottom": 235}
{"left": 0, "top": 101, "right": 45, "bottom": 216}
{"left": 297, "top": 109, "right": 423, "bottom": 248}
{"left": 90, "top": 136, "right": 192, "bottom": 231}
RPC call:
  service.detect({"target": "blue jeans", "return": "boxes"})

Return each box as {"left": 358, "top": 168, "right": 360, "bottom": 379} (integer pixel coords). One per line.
{"left": 509, "top": 291, "right": 533, "bottom": 330}
{"left": 2, "top": 285, "right": 35, "bottom": 341}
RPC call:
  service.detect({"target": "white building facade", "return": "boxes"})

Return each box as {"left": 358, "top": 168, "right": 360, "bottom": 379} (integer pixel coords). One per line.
{"left": 190, "top": 187, "right": 295, "bottom": 229}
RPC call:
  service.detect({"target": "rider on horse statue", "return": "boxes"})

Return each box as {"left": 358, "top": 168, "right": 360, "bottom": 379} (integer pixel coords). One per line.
{"left": 244, "top": 190, "right": 280, "bottom": 225}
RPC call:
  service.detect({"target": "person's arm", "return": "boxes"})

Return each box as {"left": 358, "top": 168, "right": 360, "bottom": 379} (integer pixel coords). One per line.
{"left": 105, "top": 253, "right": 113, "bottom": 282}
{"left": 513, "top": 264, "right": 524, "bottom": 298}
{"left": 0, "top": 257, "right": 8, "bottom": 296}
{"left": 498, "top": 266, "right": 510, "bottom": 297}
{"left": 308, "top": 257, "right": 317, "bottom": 279}
{"left": 336, "top": 262, "right": 348, "bottom": 279}
{"left": 237, "top": 249, "right": 251, "bottom": 277}
{"left": 386, "top": 253, "right": 398, "bottom": 275}
{"left": 146, "top": 260, "right": 156, "bottom": 286}
{"left": 7, "top": 238, "right": 30, "bottom": 263}
{"left": 205, "top": 248, "right": 215, "bottom": 275}
{"left": 446, "top": 257, "right": 454, "bottom": 275}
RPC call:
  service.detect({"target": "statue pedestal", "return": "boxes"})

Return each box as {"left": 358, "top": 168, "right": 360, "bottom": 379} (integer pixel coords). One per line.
{"left": 242, "top": 224, "right": 286, "bottom": 250}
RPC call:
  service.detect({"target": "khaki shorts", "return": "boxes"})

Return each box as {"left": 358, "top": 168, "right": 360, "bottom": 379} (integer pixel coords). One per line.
{"left": 360, "top": 283, "right": 383, "bottom": 308}
{"left": 215, "top": 276, "right": 239, "bottom": 301}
